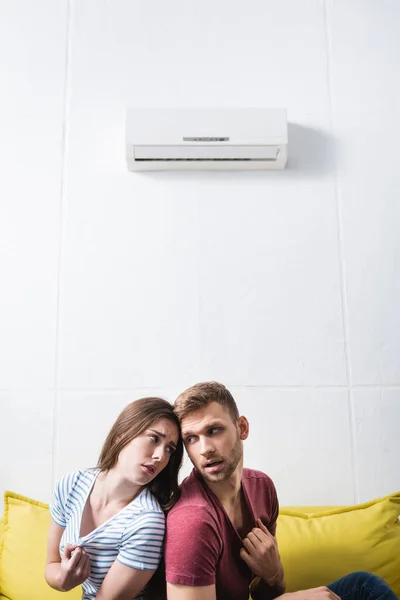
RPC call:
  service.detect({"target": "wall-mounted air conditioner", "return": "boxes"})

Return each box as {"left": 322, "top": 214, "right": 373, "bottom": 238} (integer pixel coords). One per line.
{"left": 126, "top": 108, "right": 288, "bottom": 171}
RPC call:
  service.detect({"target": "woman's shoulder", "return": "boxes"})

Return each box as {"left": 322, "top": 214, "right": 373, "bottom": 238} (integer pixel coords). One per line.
{"left": 131, "top": 487, "right": 165, "bottom": 516}
{"left": 51, "top": 468, "right": 99, "bottom": 525}
{"left": 55, "top": 468, "right": 99, "bottom": 500}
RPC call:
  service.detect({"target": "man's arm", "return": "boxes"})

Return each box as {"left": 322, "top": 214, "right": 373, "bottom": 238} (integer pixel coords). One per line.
{"left": 250, "top": 574, "right": 285, "bottom": 600}
{"left": 241, "top": 519, "right": 286, "bottom": 600}
{"left": 165, "top": 506, "right": 221, "bottom": 594}
{"left": 241, "top": 523, "right": 341, "bottom": 600}
{"left": 167, "top": 583, "right": 216, "bottom": 600}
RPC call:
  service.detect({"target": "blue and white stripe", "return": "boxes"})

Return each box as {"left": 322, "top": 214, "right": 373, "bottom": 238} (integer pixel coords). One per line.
{"left": 50, "top": 469, "right": 165, "bottom": 600}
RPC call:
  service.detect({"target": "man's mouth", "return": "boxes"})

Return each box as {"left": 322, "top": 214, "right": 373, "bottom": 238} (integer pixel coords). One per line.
{"left": 203, "top": 459, "right": 224, "bottom": 472}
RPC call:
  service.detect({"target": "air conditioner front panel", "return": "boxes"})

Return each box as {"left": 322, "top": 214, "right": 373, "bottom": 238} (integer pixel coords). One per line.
{"left": 127, "top": 108, "right": 288, "bottom": 144}
{"left": 126, "top": 108, "right": 288, "bottom": 171}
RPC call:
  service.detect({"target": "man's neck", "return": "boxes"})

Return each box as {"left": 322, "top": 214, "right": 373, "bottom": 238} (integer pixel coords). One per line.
{"left": 203, "top": 463, "right": 243, "bottom": 510}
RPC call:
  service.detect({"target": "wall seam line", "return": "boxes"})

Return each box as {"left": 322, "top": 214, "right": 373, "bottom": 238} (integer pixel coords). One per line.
{"left": 323, "top": 0, "right": 359, "bottom": 503}
{"left": 51, "top": 0, "right": 73, "bottom": 491}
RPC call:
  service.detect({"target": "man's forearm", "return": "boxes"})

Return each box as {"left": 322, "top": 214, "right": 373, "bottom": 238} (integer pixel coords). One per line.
{"left": 250, "top": 573, "right": 286, "bottom": 600}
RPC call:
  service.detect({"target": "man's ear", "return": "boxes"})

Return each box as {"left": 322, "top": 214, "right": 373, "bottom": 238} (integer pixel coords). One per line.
{"left": 237, "top": 416, "right": 249, "bottom": 440}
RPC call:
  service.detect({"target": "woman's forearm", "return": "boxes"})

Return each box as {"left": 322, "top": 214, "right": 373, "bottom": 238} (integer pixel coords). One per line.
{"left": 45, "top": 562, "right": 67, "bottom": 592}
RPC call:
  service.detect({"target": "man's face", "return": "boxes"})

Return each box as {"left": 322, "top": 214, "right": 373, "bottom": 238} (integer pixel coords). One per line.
{"left": 181, "top": 402, "right": 247, "bottom": 483}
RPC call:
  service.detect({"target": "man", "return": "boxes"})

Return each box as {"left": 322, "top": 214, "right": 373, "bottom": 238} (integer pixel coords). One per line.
{"left": 164, "top": 382, "right": 397, "bottom": 600}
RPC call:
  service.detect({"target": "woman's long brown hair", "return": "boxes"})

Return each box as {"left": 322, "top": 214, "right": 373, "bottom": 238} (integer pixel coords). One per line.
{"left": 97, "top": 397, "right": 183, "bottom": 512}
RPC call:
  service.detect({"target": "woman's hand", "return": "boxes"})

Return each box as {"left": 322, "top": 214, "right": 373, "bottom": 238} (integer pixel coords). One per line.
{"left": 58, "top": 544, "right": 91, "bottom": 591}
{"left": 46, "top": 522, "right": 90, "bottom": 592}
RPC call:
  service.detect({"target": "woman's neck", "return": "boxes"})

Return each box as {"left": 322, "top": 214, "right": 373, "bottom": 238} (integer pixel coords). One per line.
{"left": 93, "top": 468, "right": 144, "bottom": 509}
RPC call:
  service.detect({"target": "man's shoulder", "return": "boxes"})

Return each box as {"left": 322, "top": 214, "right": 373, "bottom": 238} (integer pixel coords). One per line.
{"left": 242, "top": 468, "right": 277, "bottom": 492}
{"left": 167, "top": 469, "right": 217, "bottom": 521}
{"left": 169, "top": 469, "right": 209, "bottom": 507}
{"left": 242, "top": 467, "right": 274, "bottom": 482}
{"left": 165, "top": 471, "right": 222, "bottom": 560}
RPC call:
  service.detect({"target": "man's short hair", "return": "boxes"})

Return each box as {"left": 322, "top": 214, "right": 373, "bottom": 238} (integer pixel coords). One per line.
{"left": 174, "top": 381, "right": 239, "bottom": 423}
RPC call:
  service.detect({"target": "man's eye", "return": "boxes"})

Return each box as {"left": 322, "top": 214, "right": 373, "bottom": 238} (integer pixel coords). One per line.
{"left": 209, "top": 427, "right": 220, "bottom": 435}
{"left": 185, "top": 436, "right": 195, "bottom": 444}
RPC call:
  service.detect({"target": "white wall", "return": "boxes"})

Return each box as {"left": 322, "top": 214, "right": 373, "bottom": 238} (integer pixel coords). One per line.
{"left": 1, "top": 0, "right": 399, "bottom": 510}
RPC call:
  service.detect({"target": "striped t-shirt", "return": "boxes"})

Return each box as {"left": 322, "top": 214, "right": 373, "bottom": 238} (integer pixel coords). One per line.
{"left": 50, "top": 469, "right": 165, "bottom": 600}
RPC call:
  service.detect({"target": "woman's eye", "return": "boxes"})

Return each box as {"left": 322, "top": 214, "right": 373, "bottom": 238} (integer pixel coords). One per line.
{"left": 166, "top": 446, "right": 175, "bottom": 455}
{"left": 149, "top": 435, "right": 158, "bottom": 443}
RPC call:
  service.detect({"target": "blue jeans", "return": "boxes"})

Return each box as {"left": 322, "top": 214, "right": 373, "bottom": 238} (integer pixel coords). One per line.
{"left": 328, "top": 571, "right": 397, "bottom": 600}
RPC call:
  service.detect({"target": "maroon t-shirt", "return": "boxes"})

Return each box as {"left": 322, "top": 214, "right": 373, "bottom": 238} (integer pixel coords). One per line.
{"left": 165, "top": 468, "right": 279, "bottom": 600}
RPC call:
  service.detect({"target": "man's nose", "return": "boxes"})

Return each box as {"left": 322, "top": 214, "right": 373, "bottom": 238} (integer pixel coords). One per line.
{"left": 199, "top": 438, "right": 215, "bottom": 456}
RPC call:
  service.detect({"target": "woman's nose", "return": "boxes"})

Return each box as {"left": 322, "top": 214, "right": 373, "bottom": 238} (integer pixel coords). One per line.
{"left": 152, "top": 446, "right": 166, "bottom": 462}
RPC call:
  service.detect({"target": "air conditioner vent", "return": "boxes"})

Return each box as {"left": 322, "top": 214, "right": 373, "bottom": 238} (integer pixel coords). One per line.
{"left": 135, "top": 157, "right": 278, "bottom": 162}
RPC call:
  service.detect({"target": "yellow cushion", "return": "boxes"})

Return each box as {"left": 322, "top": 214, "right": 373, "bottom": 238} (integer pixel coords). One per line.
{"left": 0, "top": 491, "right": 82, "bottom": 600}
{"left": 282, "top": 506, "right": 342, "bottom": 514}
{"left": 277, "top": 492, "right": 400, "bottom": 597}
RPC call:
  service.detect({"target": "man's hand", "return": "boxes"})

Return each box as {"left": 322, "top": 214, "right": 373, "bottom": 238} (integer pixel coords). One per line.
{"left": 240, "top": 519, "right": 283, "bottom": 584}
{"left": 282, "top": 587, "right": 340, "bottom": 600}
{"left": 58, "top": 544, "right": 91, "bottom": 591}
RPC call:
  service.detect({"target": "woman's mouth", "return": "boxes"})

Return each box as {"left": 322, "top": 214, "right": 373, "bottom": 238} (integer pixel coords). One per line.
{"left": 142, "top": 464, "right": 156, "bottom": 476}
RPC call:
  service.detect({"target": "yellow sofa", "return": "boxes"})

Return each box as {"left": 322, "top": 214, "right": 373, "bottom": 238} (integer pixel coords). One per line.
{"left": 0, "top": 490, "right": 399, "bottom": 600}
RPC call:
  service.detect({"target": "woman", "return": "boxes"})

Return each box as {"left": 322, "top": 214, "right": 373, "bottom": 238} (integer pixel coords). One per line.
{"left": 45, "top": 397, "right": 183, "bottom": 600}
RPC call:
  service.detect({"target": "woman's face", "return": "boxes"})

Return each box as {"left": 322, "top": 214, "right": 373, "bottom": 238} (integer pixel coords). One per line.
{"left": 116, "top": 417, "right": 180, "bottom": 485}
